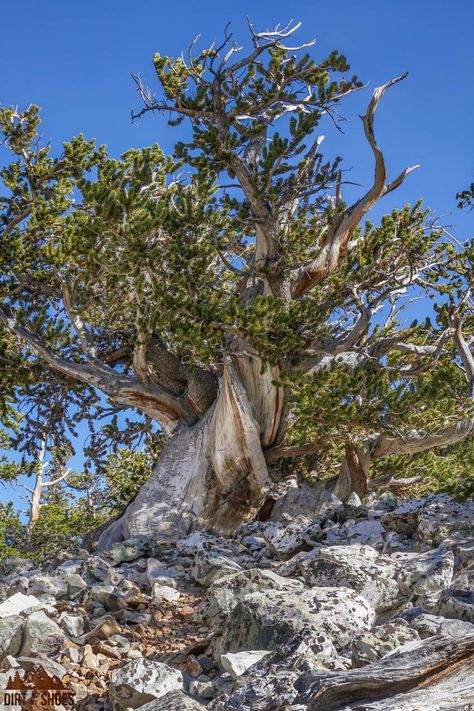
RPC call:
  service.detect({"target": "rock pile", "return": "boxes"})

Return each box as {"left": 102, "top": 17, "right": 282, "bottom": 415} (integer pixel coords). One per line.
{"left": 0, "top": 489, "right": 474, "bottom": 709}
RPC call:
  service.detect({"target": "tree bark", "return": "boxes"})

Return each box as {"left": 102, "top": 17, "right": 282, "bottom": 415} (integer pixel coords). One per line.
{"left": 303, "top": 633, "right": 474, "bottom": 711}
{"left": 333, "top": 441, "right": 371, "bottom": 502}
{"left": 98, "top": 355, "right": 280, "bottom": 548}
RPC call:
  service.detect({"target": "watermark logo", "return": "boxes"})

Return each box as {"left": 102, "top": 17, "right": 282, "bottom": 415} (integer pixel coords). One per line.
{"left": 3, "top": 665, "right": 75, "bottom": 708}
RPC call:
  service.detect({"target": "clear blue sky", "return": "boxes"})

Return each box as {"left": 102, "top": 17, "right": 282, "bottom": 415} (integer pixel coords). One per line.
{"left": 1, "top": 0, "right": 473, "bottom": 508}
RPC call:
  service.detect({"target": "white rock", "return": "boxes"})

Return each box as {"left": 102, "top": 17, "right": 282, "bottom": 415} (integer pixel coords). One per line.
{"left": 197, "top": 568, "right": 303, "bottom": 631}
{"left": 59, "top": 612, "right": 85, "bottom": 637}
{"left": 221, "top": 586, "right": 376, "bottom": 654}
{"left": 152, "top": 584, "right": 180, "bottom": 602}
{"left": 109, "top": 658, "right": 183, "bottom": 710}
{"left": 396, "top": 546, "right": 454, "bottom": 608}
{"left": 0, "top": 616, "right": 24, "bottom": 661}
{"left": 346, "top": 492, "right": 362, "bottom": 508}
{"left": 0, "top": 592, "right": 42, "bottom": 619}
{"left": 343, "top": 519, "right": 386, "bottom": 547}
{"left": 220, "top": 650, "right": 271, "bottom": 677}
{"left": 262, "top": 521, "right": 315, "bottom": 560}
{"left": 30, "top": 574, "right": 68, "bottom": 598}
{"left": 299, "top": 544, "right": 399, "bottom": 613}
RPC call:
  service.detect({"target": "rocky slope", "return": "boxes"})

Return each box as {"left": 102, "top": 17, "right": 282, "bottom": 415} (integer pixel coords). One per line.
{"left": 1, "top": 484, "right": 474, "bottom": 710}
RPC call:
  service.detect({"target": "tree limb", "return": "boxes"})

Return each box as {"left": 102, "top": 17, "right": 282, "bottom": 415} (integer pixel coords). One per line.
{"left": 0, "top": 306, "right": 196, "bottom": 428}
{"left": 291, "top": 74, "right": 418, "bottom": 297}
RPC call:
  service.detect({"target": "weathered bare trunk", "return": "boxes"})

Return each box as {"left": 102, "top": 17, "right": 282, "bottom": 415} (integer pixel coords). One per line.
{"left": 304, "top": 633, "right": 474, "bottom": 711}
{"left": 333, "top": 441, "right": 371, "bottom": 503}
{"left": 98, "top": 355, "right": 283, "bottom": 548}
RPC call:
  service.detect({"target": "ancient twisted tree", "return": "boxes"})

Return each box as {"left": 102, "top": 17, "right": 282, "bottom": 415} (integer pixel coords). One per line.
{"left": 1, "top": 21, "right": 473, "bottom": 546}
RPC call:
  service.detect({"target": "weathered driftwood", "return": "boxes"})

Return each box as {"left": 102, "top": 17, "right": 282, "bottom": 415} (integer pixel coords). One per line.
{"left": 302, "top": 634, "right": 474, "bottom": 711}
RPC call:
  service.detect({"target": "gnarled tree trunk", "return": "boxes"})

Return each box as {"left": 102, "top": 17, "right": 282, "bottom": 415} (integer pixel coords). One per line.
{"left": 98, "top": 355, "right": 283, "bottom": 549}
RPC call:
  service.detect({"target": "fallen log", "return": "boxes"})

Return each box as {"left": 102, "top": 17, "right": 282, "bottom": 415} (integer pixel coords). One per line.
{"left": 301, "top": 633, "right": 474, "bottom": 711}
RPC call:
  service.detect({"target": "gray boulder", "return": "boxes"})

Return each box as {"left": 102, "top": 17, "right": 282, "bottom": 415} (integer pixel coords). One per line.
{"left": 109, "top": 658, "right": 183, "bottom": 710}
{"left": 333, "top": 519, "right": 386, "bottom": 548}
{"left": 58, "top": 612, "right": 85, "bottom": 637}
{"left": 0, "top": 616, "right": 23, "bottom": 661}
{"left": 180, "top": 533, "right": 253, "bottom": 588}
{"left": 107, "top": 536, "right": 155, "bottom": 565}
{"left": 298, "top": 544, "right": 399, "bottom": 612}
{"left": 220, "top": 586, "right": 375, "bottom": 654}
{"left": 351, "top": 620, "right": 420, "bottom": 666}
{"left": 417, "top": 495, "right": 474, "bottom": 544}
{"left": 403, "top": 610, "right": 474, "bottom": 639}
{"left": 196, "top": 568, "right": 303, "bottom": 631}
{"left": 437, "top": 589, "right": 474, "bottom": 623}
{"left": 64, "top": 573, "right": 88, "bottom": 596}
{"left": 209, "top": 629, "right": 346, "bottom": 710}
{"left": 381, "top": 498, "right": 424, "bottom": 536}
{"left": 1, "top": 558, "right": 35, "bottom": 575}
{"left": 29, "top": 574, "right": 68, "bottom": 598}
{"left": 21, "top": 610, "right": 65, "bottom": 657}
{"left": 269, "top": 480, "right": 334, "bottom": 523}
{"left": 450, "top": 562, "right": 474, "bottom": 591}
{"left": 395, "top": 546, "right": 454, "bottom": 608}
{"left": 261, "top": 520, "right": 318, "bottom": 560}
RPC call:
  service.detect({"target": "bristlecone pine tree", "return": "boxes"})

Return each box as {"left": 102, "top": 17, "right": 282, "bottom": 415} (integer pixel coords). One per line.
{"left": 1, "top": 21, "right": 474, "bottom": 547}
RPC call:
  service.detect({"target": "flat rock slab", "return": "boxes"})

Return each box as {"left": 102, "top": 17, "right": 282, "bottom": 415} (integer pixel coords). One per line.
{"left": 0, "top": 592, "right": 41, "bottom": 618}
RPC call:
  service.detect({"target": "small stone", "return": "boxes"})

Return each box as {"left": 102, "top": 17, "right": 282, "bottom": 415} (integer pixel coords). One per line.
{"left": 30, "top": 574, "right": 68, "bottom": 598}
{"left": 118, "top": 579, "right": 141, "bottom": 601}
{"left": 76, "top": 616, "right": 121, "bottom": 643}
{"left": 152, "top": 584, "right": 180, "bottom": 602}
{"left": 183, "top": 655, "right": 202, "bottom": 678}
{"left": 83, "top": 649, "right": 100, "bottom": 670}
{"left": 197, "top": 656, "right": 214, "bottom": 674}
{"left": 59, "top": 612, "right": 85, "bottom": 637}
{"left": 56, "top": 559, "right": 84, "bottom": 575}
{"left": 90, "top": 584, "right": 128, "bottom": 612}
{"left": 188, "top": 677, "right": 214, "bottom": 699}
{"left": 220, "top": 650, "right": 271, "bottom": 678}
{"left": 110, "top": 634, "right": 131, "bottom": 654}
{"left": 16, "top": 655, "right": 67, "bottom": 679}
{"left": 65, "top": 573, "right": 88, "bottom": 596}
{"left": 346, "top": 492, "right": 362, "bottom": 508}
{"left": 0, "top": 655, "right": 20, "bottom": 670}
